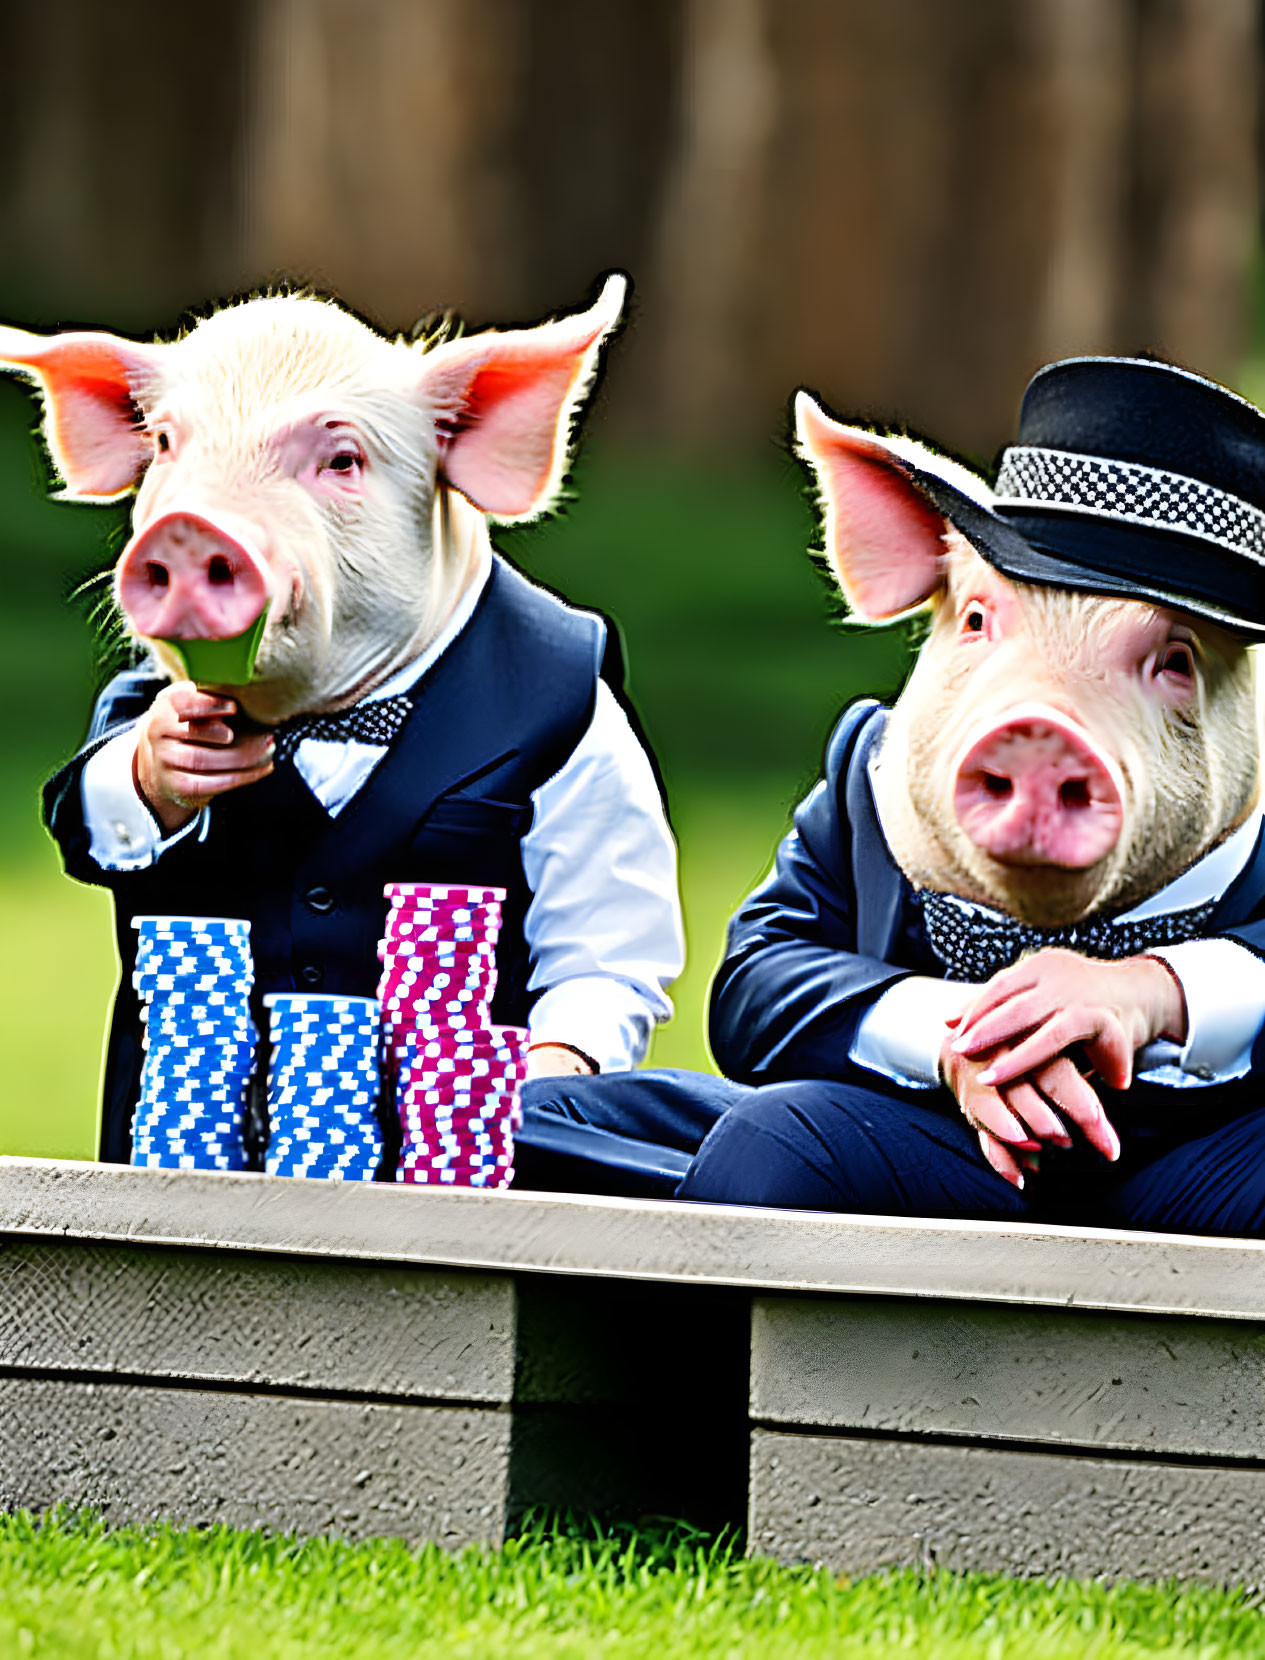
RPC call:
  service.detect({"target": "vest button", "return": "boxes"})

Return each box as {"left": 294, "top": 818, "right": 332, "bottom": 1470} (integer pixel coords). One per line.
{"left": 305, "top": 885, "right": 335, "bottom": 914}
{"left": 299, "top": 964, "right": 324, "bottom": 987}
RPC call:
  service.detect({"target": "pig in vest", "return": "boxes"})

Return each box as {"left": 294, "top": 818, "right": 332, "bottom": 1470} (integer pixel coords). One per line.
{"left": 4, "top": 278, "right": 683, "bottom": 1164}
{"left": 532, "top": 357, "right": 1265, "bottom": 1233}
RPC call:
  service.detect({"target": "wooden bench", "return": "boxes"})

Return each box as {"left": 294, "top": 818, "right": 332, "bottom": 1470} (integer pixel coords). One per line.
{"left": 0, "top": 1156, "right": 1262, "bottom": 1581}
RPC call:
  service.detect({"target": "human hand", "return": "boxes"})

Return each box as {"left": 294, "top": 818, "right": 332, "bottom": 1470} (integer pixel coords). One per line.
{"left": 947, "top": 947, "right": 1187, "bottom": 1092}
{"left": 525, "top": 1043, "right": 595, "bottom": 1081}
{"left": 135, "top": 681, "right": 275, "bottom": 833}
{"left": 939, "top": 1035, "right": 1115, "bottom": 1188}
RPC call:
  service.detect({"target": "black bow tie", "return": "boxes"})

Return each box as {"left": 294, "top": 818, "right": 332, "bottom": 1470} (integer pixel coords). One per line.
{"left": 919, "top": 889, "right": 1217, "bottom": 983}
{"left": 272, "top": 694, "right": 414, "bottom": 764}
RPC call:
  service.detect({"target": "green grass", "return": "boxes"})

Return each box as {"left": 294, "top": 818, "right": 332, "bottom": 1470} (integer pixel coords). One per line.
{"left": 1, "top": 1513, "right": 1263, "bottom": 1659}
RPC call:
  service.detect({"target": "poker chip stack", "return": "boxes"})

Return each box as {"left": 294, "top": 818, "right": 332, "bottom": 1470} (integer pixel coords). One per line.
{"left": 264, "top": 994, "right": 383, "bottom": 1181}
{"left": 377, "top": 883, "right": 529, "bottom": 1187}
{"left": 130, "top": 915, "right": 255, "bottom": 1171}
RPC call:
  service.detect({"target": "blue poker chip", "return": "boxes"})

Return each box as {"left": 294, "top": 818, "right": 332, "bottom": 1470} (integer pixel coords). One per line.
{"left": 135, "top": 957, "right": 250, "bottom": 974}
{"left": 139, "top": 1072, "right": 254, "bottom": 1091}
{"left": 270, "top": 1041, "right": 378, "bottom": 1059}
{"left": 132, "top": 1135, "right": 244, "bottom": 1148}
{"left": 271, "top": 1144, "right": 376, "bottom": 1166}
{"left": 143, "top": 989, "right": 247, "bottom": 1009}
{"left": 272, "top": 1151, "right": 380, "bottom": 1167}
{"left": 273, "top": 1109, "right": 378, "bottom": 1128}
{"left": 132, "top": 917, "right": 251, "bottom": 939}
{"left": 144, "top": 1037, "right": 256, "bottom": 1056}
{"left": 132, "top": 1152, "right": 248, "bottom": 1172}
{"left": 270, "top": 1033, "right": 376, "bottom": 1047}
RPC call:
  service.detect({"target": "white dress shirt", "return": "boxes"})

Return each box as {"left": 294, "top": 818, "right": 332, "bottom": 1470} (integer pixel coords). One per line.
{"left": 80, "top": 557, "right": 684, "bottom": 1073}
{"left": 849, "top": 769, "right": 1265, "bottom": 1090}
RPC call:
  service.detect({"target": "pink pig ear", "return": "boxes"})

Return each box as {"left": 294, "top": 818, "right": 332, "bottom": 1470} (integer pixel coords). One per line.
{"left": 415, "top": 273, "right": 626, "bottom": 521}
{"left": 0, "top": 326, "right": 163, "bottom": 499}
{"left": 794, "top": 390, "right": 962, "bottom": 621}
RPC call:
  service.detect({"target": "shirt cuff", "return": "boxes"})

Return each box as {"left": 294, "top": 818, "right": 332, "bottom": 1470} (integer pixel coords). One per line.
{"left": 849, "top": 975, "right": 979, "bottom": 1089}
{"left": 1142, "top": 940, "right": 1265, "bottom": 1085}
{"left": 528, "top": 975, "right": 661, "bottom": 1074}
{"left": 81, "top": 729, "right": 205, "bottom": 871}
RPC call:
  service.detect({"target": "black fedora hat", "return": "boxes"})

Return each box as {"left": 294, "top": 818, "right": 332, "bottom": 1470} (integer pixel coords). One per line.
{"left": 889, "top": 356, "right": 1265, "bottom": 640}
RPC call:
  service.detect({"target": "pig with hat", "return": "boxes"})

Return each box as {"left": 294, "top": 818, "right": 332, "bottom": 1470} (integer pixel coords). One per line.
{"left": 537, "top": 356, "right": 1265, "bottom": 1230}
{"left": 3, "top": 278, "right": 683, "bottom": 1168}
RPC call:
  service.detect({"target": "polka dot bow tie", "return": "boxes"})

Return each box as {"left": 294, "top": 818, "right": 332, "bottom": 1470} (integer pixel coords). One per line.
{"left": 919, "top": 889, "right": 1216, "bottom": 983}
{"left": 272, "top": 694, "right": 414, "bottom": 764}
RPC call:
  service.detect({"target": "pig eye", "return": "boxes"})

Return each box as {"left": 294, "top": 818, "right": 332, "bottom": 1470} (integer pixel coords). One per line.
{"left": 321, "top": 445, "right": 365, "bottom": 478}
{"left": 963, "top": 605, "right": 987, "bottom": 634}
{"left": 1155, "top": 641, "right": 1195, "bottom": 682}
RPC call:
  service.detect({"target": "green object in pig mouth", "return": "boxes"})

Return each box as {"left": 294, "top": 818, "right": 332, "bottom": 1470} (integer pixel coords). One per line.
{"left": 159, "top": 611, "right": 268, "bottom": 686}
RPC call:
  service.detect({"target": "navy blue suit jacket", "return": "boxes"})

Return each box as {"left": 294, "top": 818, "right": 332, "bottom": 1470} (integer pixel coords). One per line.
{"left": 710, "top": 702, "right": 1265, "bottom": 1120}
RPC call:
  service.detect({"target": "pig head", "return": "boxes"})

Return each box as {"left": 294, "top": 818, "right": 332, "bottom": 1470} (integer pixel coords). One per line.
{"left": 796, "top": 392, "right": 1261, "bottom": 929}
{"left": 0, "top": 275, "right": 625, "bottom": 723}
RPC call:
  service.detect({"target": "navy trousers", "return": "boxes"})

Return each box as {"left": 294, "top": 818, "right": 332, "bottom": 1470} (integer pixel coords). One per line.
{"left": 522, "top": 1068, "right": 1265, "bottom": 1236}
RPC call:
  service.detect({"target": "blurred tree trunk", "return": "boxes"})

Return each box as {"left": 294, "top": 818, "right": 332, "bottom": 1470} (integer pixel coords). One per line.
{"left": 647, "top": 0, "right": 778, "bottom": 446}
{"left": 244, "top": 0, "right": 525, "bottom": 329}
{"left": 0, "top": 0, "right": 249, "bottom": 330}
{"left": 1128, "top": 0, "right": 1258, "bottom": 376}
{"left": 1030, "top": 0, "right": 1131, "bottom": 360}
{"left": 505, "top": 0, "right": 680, "bottom": 330}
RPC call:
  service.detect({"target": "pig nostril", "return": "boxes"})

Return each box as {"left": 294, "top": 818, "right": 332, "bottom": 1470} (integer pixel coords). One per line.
{"left": 146, "top": 562, "right": 169, "bottom": 588}
{"left": 981, "top": 773, "right": 1012, "bottom": 799}
{"left": 1060, "top": 778, "right": 1092, "bottom": 810}
{"left": 206, "top": 555, "right": 235, "bottom": 586}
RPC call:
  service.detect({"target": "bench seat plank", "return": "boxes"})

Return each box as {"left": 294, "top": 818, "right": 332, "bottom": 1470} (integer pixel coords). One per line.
{"left": 2, "top": 1158, "right": 1265, "bottom": 1320}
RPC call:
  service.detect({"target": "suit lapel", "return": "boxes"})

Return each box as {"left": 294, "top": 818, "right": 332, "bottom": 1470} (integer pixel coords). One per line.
{"left": 847, "top": 709, "right": 911, "bottom": 960}
{"left": 1210, "top": 819, "right": 1265, "bottom": 927}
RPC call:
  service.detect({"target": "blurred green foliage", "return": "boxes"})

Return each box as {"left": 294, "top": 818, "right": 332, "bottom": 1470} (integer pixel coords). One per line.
{"left": 0, "top": 379, "right": 915, "bottom": 1158}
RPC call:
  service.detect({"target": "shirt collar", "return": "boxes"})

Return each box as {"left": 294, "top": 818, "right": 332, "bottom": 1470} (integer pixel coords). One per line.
{"left": 1116, "top": 804, "right": 1263, "bottom": 921}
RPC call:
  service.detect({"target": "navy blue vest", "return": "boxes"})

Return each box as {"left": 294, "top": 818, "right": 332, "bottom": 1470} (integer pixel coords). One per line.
{"left": 44, "top": 558, "right": 609, "bottom": 1162}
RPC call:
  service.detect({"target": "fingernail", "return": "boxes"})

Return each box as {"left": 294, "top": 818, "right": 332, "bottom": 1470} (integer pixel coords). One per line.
{"left": 1011, "top": 1172, "right": 1024, "bottom": 1191}
{"left": 977, "top": 1066, "right": 996, "bottom": 1084}
{"left": 952, "top": 1037, "right": 973, "bottom": 1055}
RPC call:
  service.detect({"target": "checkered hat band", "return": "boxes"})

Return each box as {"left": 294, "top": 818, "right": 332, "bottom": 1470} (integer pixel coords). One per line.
{"left": 994, "top": 446, "right": 1265, "bottom": 564}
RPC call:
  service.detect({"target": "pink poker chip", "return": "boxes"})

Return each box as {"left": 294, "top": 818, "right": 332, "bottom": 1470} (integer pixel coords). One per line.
{"left": 386, "top": 898, "right": 502, "bottom": 920}
{"left": 400, "top": 1117, "right": 520, "bottom": 1140}
{"left": 398, "top": 1075, "right": 522, "bottom": 1096}
{"left": 396, "top": 1166, "right": 514, "bottom": 1188}
{"left": 384, "top": 883, "right": 506, "bottom": 904}
{"left": 379, "top": 937, "right": 498, "bottom": 958}
{"left": 399, "top": 1103, "right": 520, "bottom": 1126}
{"left": 398, "top": 1152, "right": 515, "bottom": 1174}
{"left": 398, "top": 1060, "right": 521, "bottom": 1082}
{"left": 400, "top": 1126, "right": 515, "bottom": 1150}
{"left": 387, "top": 910, "right": 501, "bottom": 932}
{"left": 385, "top": 924, "right": 500, "bottom": 943}
{"left": 399, "top": 1118, "right": 516, "bottom": 1140}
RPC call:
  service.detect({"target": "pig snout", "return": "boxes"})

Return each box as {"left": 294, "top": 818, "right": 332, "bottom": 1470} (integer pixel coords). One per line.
{"left": 117, "top": 513, "right": 271, "bottom": 641}
{"left": 953, "top": 707, "right": 1124, "bottom": 870}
